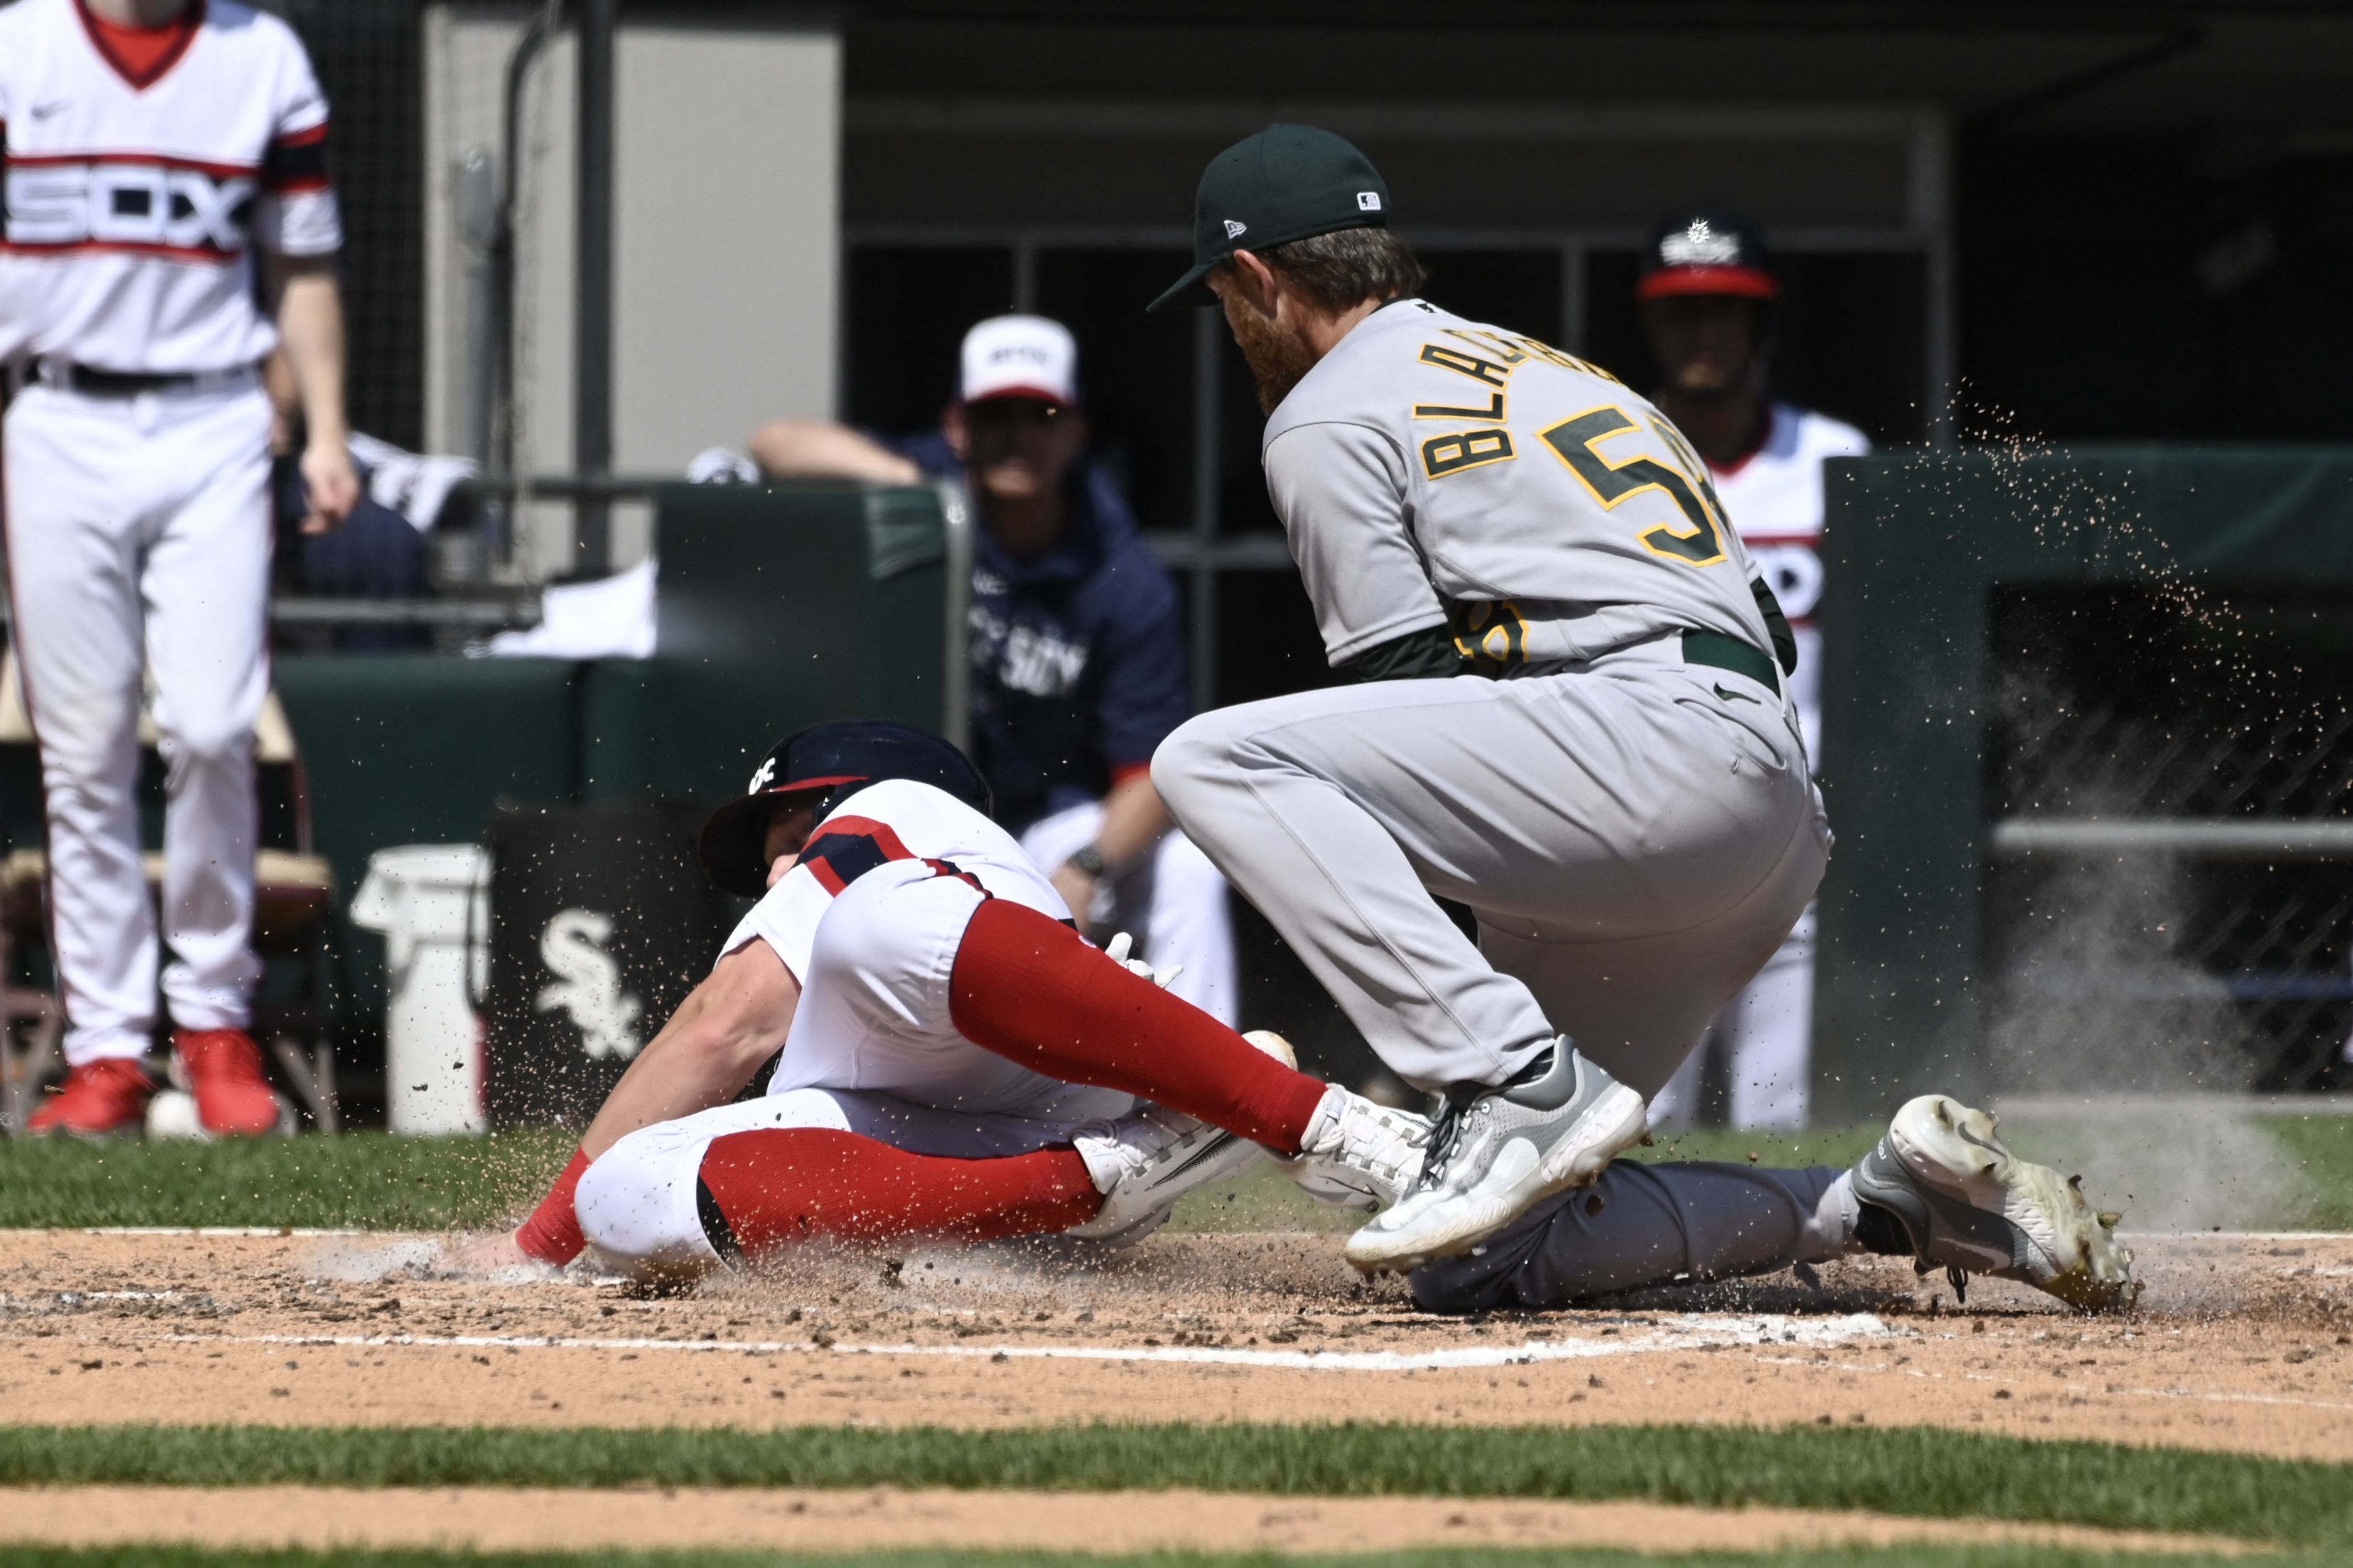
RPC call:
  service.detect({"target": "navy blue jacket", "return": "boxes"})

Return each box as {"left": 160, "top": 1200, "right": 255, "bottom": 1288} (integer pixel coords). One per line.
{"left": 888, "top": 431, "right": 1191, "bottom": 834}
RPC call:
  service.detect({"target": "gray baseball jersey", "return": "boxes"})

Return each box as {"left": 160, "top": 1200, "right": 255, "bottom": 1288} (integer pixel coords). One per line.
{"left": 1263, "top": 299, "right": 1777, "bottom": 670}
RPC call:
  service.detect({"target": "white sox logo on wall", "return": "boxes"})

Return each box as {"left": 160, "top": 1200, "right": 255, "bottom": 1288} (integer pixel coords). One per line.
{"left": 536, "top": 908, "right": 644, "bottom": 1061}
{"left": 3, "top": 158, "right": 257, "bottom": 259}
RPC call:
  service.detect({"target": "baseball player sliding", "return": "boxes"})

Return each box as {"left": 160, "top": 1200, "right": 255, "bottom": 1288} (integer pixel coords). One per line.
{"left": 1141, "top": 126, "right": 2135, "bottom": 1308}
{"left": 461, "top": 721, "right": 1427, "bottom": 1278}
{"left": 1636, "top": 212, "right": 1870, "bottom": 1134}
{"left": 1, "top": 0, "right": 358, "bottom": 1135}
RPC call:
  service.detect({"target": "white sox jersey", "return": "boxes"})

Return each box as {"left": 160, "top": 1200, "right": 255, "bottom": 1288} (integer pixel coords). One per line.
{"left": 721, "top": 777, "right": 1070, "bottom": 989}
{"left": 0, "top": 0, "right": 342, "bottom": 373}
{"left": 1708, "top": 404, "right": 1870, "bottom": 765}
{"left": 1263, "top": 299, "right": 1780, "bottom": 674}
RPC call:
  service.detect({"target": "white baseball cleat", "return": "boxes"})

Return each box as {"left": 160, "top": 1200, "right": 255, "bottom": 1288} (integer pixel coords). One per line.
{"left": 1284, "top": 1086, "right": 1432, "bottom": 1211}
{"left": 1063, "top": 1028, "right": 1299, "bottom": 1247}
{"left": 1850, "top": 1093, "right": 2138, "bottom": 1313}
{"left": 1343, "top": 1039, "right": 1647, "bottom": 1275}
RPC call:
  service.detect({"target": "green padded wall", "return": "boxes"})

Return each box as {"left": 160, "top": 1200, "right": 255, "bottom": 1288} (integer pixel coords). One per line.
{"left": 611, "top": 481, "right": 954, "bottom": 805}
{"left": 274, "top": 655, "right": 582, "bottom": 1017}
{"left": 1814, "top": 446, "right": 2353, "bottom": 1120}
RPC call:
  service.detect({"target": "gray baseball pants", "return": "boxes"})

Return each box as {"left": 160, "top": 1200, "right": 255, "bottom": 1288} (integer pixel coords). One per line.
{"left": 1411, "top": 1160, "right": 1860, "bottom": 1311}
{"left": 1153, "top": 634, "right": 1829, "bottom": 1093}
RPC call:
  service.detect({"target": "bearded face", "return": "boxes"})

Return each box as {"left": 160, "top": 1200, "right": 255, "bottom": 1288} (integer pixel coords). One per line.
{"left": 1214, "top": 268, "right": 1320, "bottom": 414}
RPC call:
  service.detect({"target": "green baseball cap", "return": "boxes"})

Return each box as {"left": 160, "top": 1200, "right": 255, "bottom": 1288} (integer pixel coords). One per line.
{"left": 1148, "top": 124, "right": 1392, "bottom": 312}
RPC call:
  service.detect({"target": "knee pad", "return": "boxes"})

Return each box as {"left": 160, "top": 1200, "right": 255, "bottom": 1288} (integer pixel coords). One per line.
{"left": 574, "top": 1124, "right": 724, "bottom": 1283}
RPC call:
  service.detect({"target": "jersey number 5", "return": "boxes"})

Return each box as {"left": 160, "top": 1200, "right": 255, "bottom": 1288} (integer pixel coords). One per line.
{"left": 1539, "top": 407, "right": 1726, "bottom": 567}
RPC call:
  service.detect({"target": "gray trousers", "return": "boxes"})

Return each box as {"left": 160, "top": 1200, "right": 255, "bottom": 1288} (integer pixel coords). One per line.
{"left": 1412, "top": 1160, "right": 1858, "bottom": 1312}
{"left": 1155, "top": 636, "right": 1830, "bottom": 1091}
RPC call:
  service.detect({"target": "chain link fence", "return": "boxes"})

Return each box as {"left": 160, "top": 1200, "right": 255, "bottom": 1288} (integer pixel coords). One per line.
{"left": 1984, "top": 584, "right": 2353, "bottom": 1095}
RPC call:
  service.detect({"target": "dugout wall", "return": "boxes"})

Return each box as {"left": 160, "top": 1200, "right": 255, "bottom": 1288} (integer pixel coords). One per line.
{"left": 1815, "top": 446, "right": 2353, "bottom": 1120}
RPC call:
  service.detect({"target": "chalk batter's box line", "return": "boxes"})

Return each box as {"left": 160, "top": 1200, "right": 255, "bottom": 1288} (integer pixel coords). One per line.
{"left": 148, "top": 1313, "right": 1897, "bottom": 1374}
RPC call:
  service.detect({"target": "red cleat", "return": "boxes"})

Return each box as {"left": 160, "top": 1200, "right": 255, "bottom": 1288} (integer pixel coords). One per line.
{"left": 26, "top": 1058, "right": 153, "bottom": 1137}
{"left": 174, "top": 1028, "right": 283, "bottom": 1137}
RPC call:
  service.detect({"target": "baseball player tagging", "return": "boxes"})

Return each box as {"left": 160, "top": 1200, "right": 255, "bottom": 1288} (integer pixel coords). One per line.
{"left": 1144, "top": 126, "right": 1829, "bottom": 1273}
{"left": 1, "top": 0, "right": 356, "bottom": 1135}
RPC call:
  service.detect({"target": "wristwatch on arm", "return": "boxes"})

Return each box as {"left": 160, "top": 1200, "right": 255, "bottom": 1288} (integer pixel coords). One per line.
{"left": 1063, "top": 845, "right": 1109, "bottom": 879}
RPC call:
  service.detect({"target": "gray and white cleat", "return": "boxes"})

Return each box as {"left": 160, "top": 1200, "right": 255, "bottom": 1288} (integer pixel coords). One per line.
{"left": 1850, "top": 1093, "right": 2138, "bottom": 1313}
{"left": 1343, "top": 1039, "right": 1647, "bottom": 1275}
{"left": 1284, "top": 1084, "right": 1431, "bottom": 1212}
{"left": 1063, "top": 1028, "right": 1298, "bottom": 1247}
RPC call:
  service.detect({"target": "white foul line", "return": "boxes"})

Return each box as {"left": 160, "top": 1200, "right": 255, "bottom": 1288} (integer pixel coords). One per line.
{"left": 146, "top": 1312, "right": 1895, "bottom": 1374}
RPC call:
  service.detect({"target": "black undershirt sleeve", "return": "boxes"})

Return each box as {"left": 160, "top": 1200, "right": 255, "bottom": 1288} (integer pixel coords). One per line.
{"left": 1347, "top": 624, "right": 1470, "bottom": 682}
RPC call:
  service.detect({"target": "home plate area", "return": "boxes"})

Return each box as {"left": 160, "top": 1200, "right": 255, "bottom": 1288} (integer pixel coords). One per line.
{"left": 2, "top": 1227, "right": 2352, "bottom": 1462}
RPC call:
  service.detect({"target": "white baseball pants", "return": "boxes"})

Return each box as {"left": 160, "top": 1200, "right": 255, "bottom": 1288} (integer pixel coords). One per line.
{"left": 579, "top": 858, "right": 1130, "bottom": 1272}
{"left": 1155, "top": 635, "right": 1829, "bottom": 1093}
{"left": 1018, "top": 799, "right": 1238, "bottom": 1026}
{"left": 1, "top": 379, "right": 271, "bottom": 1064}
{"left": 1650, "top": 903, "right": 1816, "bottom": 1131}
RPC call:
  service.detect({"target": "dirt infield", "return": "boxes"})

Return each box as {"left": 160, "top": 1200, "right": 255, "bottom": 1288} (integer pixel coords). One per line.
{"left": 3, "top": 1228, "right": 2351, "bottom": 1461}
{"left": 0, "top": 1484, "right": 2254, "bottom": 1557}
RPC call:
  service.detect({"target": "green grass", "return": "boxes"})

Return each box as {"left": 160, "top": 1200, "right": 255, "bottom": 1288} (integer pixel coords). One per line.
{"left": 0, "top": 1129, "right": 574, "bottom": 1230}
{"left": 3, "top": 1423, "right": 2351, "bottom": 1548}
{"left": 0, "top": 1550, "right": 2317, "bottom": 1568}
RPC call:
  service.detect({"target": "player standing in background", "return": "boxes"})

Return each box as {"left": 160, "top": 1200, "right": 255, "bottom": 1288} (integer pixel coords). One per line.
{"left": 0, "top": 0, "right": 357, "bottom": 1135}
{"left": 748, "top": 316, "right": 1237, "bottom": 1024}
{"left": 1634, "top": 213, "right": 1870, "bottom": 1133}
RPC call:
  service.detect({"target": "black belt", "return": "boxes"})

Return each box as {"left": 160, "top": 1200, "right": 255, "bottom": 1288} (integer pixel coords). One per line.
{"left": 1682, "top": 630, "right": 1780, "bottom": 693}
{"left": 23, "top": 357, "right": 240, "bottom": 397}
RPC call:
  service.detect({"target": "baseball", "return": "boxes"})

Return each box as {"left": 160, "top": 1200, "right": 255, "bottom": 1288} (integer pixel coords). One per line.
{"left": 144, "top": 1087, "right": 210, "bottom": 1142}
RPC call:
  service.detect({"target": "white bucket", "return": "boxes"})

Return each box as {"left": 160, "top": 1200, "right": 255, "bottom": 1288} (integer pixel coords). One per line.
{"left": 349, "top": 844, "right": 490, "bottom": 1135}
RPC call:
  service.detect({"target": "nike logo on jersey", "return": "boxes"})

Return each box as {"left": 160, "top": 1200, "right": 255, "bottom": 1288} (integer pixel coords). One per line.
{"left": 28, "top": 100, "right": 69, "bottom": 120}
{"left": 3, "top": 158, "right": 257, "bottom": 258}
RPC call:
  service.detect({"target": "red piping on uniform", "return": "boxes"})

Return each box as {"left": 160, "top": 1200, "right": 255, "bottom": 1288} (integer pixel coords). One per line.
{"left": 5, "top": 151, "right": 263, "bottom": 179}
{"left": 0, "top": 240, "right": 243, "bottom": 264}
{"left": 74, "top": 0, "right": 205, "bottom": 92}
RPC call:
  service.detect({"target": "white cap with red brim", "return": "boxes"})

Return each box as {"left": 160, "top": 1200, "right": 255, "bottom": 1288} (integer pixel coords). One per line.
{"left": 959, "top": 314, "right": 1079, "bottom": 406}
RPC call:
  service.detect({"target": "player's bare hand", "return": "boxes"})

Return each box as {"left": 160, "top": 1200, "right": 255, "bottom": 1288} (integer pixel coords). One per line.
{"left": 443, "top": 1230, "right": 542, "bottom": 1277}
{"left": 299, "top": 438, "right": 360, "bottom": 533}
{"left": 1051, "top": 864, "right": 1099, "bottom": 926}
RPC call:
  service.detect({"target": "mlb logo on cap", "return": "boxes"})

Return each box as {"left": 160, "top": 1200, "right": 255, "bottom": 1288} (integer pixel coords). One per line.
{"left": 959, "top": 315, "right": 1080, "bottom": 406}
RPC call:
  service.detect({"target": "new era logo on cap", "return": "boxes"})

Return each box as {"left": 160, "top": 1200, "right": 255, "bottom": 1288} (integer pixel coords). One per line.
{"left": 1151, "top": 124, "right": 1395, "bottom": 311}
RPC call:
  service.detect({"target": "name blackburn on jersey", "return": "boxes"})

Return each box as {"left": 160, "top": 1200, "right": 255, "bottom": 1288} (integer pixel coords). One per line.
{"left": 1, "top": 126, "right": 327, "bottom": 260}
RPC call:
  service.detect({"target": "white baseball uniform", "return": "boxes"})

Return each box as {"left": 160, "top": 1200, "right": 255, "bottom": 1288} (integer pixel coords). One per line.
{"left": 575, "top": 778, "right": 1134, "bottom": 1269}
{"left": 1651, "top": 403, "right": 1868, "bottom": 1131}
{"left": 0, "top": 0, "right": 340, "bottom": 1063}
